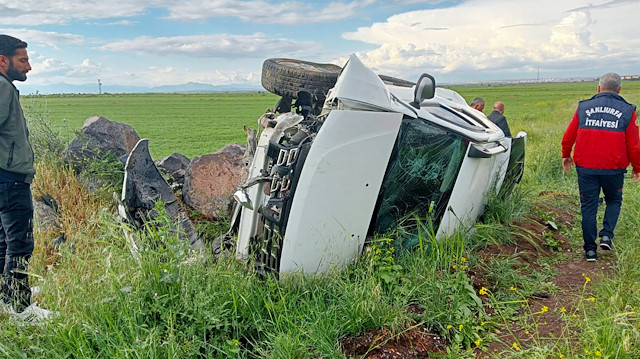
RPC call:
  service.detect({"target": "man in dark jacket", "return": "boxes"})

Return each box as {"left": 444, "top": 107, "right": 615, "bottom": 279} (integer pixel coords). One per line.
{"left": 470, "top": 97, "right": 485, "bottom": 112}
{"left": 488, "top": 101, "right": 512, "bottom": 137}
{"left": 0, "top": 34, "right": 35, "bottom": 312}
{"left": 562, "top": 72, "right": 640, "bottom": 262}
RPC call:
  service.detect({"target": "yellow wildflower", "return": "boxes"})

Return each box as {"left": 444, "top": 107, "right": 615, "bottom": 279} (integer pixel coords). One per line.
{"left": 474, "top": 339, "right": 482, "bottom": 346}
{"left": 446, "top": 325, "right": 452, "bottom": 329}
{"left": 459, "top": 324, "right": 463, "bottom": 331}
{"left": 561, "top": 306, "right": 567, "bottom": 312}
{"left": 541, "top": 305, "right": 549, "bottom": 313}
{"left": 596, "top": 350, "right": 602, "bottom": 356}
{"left": 510, "top": 286, "right": 517, "bottom": 291}
{"left": 512, "top": 342, "right": 520, "bottom": 351}
{"left": 461, "top": 257, "right": 467, "bottom": 263}
{"left": 588, "top": 297, "right": 596, "bottom": 302}
{"left": 479, "top": 287, "right": 488, "bottom": 295}
{"left": 585, "top": 276, "right": 591, "bottom": 283}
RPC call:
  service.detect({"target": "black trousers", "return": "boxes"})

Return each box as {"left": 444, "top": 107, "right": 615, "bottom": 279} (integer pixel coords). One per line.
{"left": 0, "top": 181, "right": 34, "bottom": 312}
{"left": 576, "top": 168, "right": 625, "bottom": 252}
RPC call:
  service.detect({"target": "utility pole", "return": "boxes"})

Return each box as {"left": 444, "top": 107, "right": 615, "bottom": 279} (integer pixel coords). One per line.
{"left": 98, "top": 79, "right": 102, "bottom": 95}
{"left": 537, "top": 66, "right": 540, "bottom": 81}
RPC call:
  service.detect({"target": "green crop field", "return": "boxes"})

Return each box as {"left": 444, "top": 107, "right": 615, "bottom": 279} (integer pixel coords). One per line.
{"left": 4, "top": 81, "right": 640, "bottom": 358}
{"left": 23, "top": 81, "right": 640, "bottom": 161}
{"left": 22, "top": 92, "right": 280, "bottom": 159}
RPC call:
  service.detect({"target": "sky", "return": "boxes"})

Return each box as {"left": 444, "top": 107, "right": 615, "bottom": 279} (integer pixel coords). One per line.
{"left": 1, "top": 0, "right": 640, "bottom": 94}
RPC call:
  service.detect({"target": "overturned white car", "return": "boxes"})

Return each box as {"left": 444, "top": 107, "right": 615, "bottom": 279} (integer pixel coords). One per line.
{"left": 223, "top": 55, "right": 525, "bottom": 277}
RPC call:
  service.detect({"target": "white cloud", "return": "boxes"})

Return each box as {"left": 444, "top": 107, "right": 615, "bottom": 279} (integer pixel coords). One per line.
{"left": 163, "top": 0, "right": 377, "bottom": 24}
{"left": 99, "top": 33, "right": 318, "bottom": 58}
{"left": 24, "top": 54, "right": 104, "bottom": 85}
{"left": 0, "top": 0, "right": 383, "bottom": 26}
{"left": 25, "top": 53, "right": 260, "bottom": 87}
{"left": 27, "top": 53, "right": 73, "bottom": 78}
{"left": 341, "top": 0, "right": 640, "bottom": 81}
{"left": 0, "top": 28, "right": 85, "bottom": 50}
{"left": 7, "top": 0, "right": 640, "bottom": 91}
{"left": 106, "top": 20, "right": 138, "bottom": 26}
{"left": 0, "top": 0, "right": 152, "bottom": 25}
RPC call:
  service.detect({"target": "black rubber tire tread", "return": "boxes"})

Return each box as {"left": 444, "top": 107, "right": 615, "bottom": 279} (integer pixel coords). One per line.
{"left": 262, "top": 58, "right": 342, "bottom": 99}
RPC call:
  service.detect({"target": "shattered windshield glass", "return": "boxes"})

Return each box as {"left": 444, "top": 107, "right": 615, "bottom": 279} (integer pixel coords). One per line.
{"left": 374, "top": 118, "right": 467, "bottom": 234}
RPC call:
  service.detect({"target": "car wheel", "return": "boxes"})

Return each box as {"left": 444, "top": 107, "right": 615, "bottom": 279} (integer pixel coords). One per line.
{"left": 261, "top": 58, "right": 342, "bottom": 99}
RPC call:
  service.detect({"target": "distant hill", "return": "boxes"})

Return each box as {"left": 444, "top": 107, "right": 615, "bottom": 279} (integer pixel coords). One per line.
{"left": 16, "top": 82, "right": 264, "bottom": 95}
{"left": 20, "top": 75, "right": 632, "bottom": 95}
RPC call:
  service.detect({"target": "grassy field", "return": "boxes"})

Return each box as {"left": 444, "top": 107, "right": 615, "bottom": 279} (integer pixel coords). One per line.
{"left": 24, "top": 81, "right": 640, "bottom": 160}
{"left": 22, "top": 92, "right": 279, "bottom": 159}
{"left": 2, "top": 81, "right": 639, "bottom": 358}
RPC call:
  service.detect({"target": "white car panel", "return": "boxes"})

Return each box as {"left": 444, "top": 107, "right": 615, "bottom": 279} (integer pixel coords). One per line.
{"left": 326, "top": 55, "right": 417, "bottom": 118}
{"left": 279, "top": 110, "right": 403, "bottom": 274}
{"left": 437, "top": 147, "right": 498, "bottom": 238}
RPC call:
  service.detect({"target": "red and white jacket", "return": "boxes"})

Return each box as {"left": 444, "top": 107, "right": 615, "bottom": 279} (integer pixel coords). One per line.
{"left": 562, "top": 92, "right": 640, "bottom": 174}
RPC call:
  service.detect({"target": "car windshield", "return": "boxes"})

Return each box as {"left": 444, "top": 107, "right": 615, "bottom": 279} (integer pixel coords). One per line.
{"left": 374, "top": 117, "right": 468, "bottom": 234}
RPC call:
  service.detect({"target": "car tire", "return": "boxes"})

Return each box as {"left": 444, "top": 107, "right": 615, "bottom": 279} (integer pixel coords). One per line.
{"left": 261, "top": 58, "right": 342, "bottom": 99}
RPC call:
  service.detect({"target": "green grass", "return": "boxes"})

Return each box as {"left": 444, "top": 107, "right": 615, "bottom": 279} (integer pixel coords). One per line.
{"left": 22, "top": 92, "right": 279, "bottom": 159}
{"left": 4, "top": 81, "right": 640, "bottom": 357}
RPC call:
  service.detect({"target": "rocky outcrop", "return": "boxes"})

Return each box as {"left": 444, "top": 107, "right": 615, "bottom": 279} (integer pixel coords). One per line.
{"left": 33, "top": 195, "right": 61, "bottom": 232}
{"left": 156, "top": 152, "right": 190, "bottom": 188}
{"left": 183, "top": 144, "right": 248, "bottom": 219}
{"left": 64, "top": 115, "right": 140, "bottom": 171}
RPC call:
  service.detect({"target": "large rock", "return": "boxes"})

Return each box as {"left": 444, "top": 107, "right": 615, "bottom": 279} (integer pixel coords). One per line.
{"left": 156, "top": 152, "right": 190, "bottom": 188}
{"left": 120, "top": 139, "right": 204, "bottom": 250}
{"left": 183, "top": 144, "right": 247, "bottom": 219}
{"left": 33, "top": 196, "right": 61, "bottom": 232}
{"left": 64, "top": 115, "right": 141, "bottom": 171}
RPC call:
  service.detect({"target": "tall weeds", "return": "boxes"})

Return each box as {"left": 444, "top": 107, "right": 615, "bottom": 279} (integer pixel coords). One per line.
{"left": 4, "top": 86, "right": 640, "bottom": 357}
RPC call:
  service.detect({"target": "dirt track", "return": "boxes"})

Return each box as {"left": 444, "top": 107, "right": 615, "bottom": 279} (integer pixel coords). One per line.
{"left": 340, "top": 192, "right": 608, "bottom": 358}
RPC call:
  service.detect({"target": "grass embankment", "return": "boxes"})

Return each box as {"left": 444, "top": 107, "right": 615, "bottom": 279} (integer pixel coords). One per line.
{"left": 0, "top": 82, "right": 638, "bottom": 357}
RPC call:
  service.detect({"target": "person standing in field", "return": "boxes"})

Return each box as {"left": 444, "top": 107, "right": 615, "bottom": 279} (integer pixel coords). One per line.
{"left": 0, "top": 34, "right": 35, "bottom": 312}
{"left": 487, "top": 101, "right": 512, "bottom": 137}
{"left": 562, "top": 72, "right": 640, "bottom": 262}
{"left": 470, "top": 97, "right": 485, "bottom": 112}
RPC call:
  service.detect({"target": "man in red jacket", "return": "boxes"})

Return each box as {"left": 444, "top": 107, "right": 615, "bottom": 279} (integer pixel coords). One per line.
{"left": 562, "top": 72, "right": 640, "bottom": 261}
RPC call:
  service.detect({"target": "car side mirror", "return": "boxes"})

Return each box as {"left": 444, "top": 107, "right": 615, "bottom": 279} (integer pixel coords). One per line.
{"left": 410, "top": 73, "right": 436, "bottom": 109}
